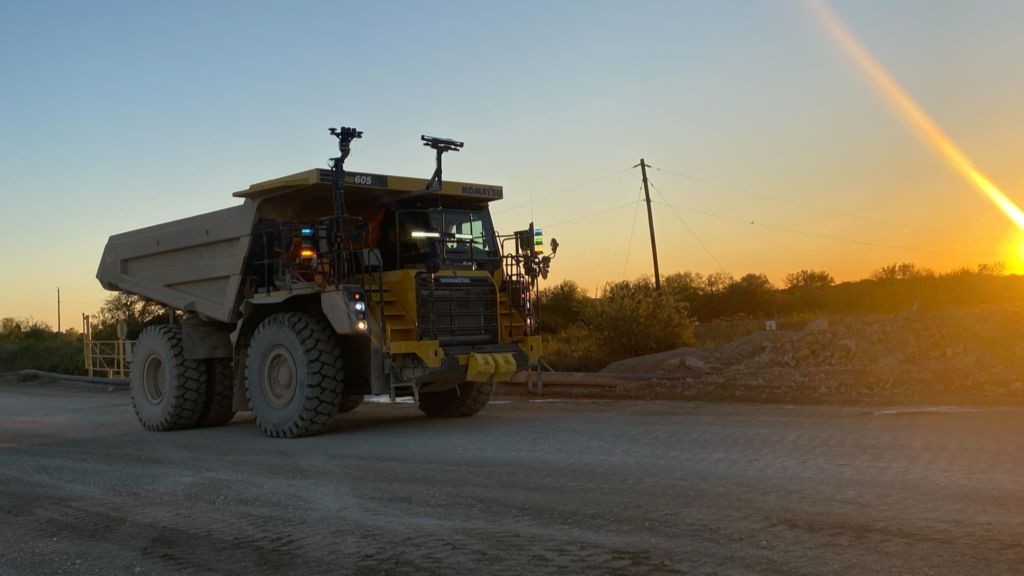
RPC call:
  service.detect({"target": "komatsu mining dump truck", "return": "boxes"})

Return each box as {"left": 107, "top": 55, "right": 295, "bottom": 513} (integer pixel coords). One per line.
{"left": 97, "top": 127, "right": 556, "bottom": 438}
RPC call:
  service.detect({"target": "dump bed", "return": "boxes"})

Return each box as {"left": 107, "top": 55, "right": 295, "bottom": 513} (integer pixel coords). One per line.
{"left": 96, "top": 202, "right": 258, "bottom": 323}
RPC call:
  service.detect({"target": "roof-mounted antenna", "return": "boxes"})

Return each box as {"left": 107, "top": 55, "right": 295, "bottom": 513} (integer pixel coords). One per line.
{"left": 327, "top": 126, "right": 362, "bottom": 285}
{"left": 421, "top": 135, "right": 463, "bottom": 193}
{"left": 328, "top": 126, "right": 363, "bottom": 219}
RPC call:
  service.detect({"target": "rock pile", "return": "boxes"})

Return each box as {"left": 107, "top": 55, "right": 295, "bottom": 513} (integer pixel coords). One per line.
{"left": 601, "top": 307, "right": 1024, "bottom": 402}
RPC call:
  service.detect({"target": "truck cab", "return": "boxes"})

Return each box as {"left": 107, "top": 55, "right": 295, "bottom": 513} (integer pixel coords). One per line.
{"left": 235, "top": 168, "right": 544, "bottom": 394}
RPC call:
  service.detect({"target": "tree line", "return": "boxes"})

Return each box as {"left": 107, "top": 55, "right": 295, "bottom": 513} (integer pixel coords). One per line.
{"left": 3, "top": 262, "right": 1021, "bottom": 375}
{"left": 539, "top": 262, "right": 1024, "bottom": 370}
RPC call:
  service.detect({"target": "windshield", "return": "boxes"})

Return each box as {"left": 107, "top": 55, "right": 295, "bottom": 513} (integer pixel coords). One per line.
{"left": 392, "top": 208, "right": 499, "bottom": 268}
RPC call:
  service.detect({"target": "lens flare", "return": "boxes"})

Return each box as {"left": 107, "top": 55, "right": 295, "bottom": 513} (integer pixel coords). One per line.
{"left": 1012, "top": 232, "right": 1024, "bottom": 274}
{"left": 807, "top": 0, "right": 1024, "bottom": 231}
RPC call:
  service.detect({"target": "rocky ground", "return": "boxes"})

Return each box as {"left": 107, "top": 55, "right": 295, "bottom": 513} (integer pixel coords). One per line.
{"left": 593, "top": 307, "right": 1024, "bottom": 404}
{"left": 3, "top": 379, "right": 1023, "bottom": 575}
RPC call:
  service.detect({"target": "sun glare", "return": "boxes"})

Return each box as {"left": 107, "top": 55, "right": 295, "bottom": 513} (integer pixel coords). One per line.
{"left": 1011, "top": 233, "right": 1024, "bottom": 275}
{"left": 807, "top": 0, "right": 1024, "bottom": 262}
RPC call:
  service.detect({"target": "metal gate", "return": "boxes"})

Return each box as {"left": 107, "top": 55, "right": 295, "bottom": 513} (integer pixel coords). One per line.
{"left": 82, "top": 314, "right": 133, "bottom": 378}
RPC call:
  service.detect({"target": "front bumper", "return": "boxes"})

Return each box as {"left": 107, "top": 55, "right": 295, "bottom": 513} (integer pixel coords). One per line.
{"left": 432, "top": 343, "right": 527, "bottom": 385}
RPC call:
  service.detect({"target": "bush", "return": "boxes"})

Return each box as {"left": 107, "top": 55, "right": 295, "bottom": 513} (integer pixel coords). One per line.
{"left": 0, "top": 318, "right": 84, "bottom": 375}
{"left": 543, "top": 326, "right": 608, "bottom": 372}
{"left": 0, "top": 340, "right": 84, "bottom": 374}
{"left": 538, "top": 280, "right": 591, "bottom": 334}
{"left": 588, "top": 278, "right": 696, "bottom": 359}
{"left": 542, "top": 277, "right": 697, "bottom": 371}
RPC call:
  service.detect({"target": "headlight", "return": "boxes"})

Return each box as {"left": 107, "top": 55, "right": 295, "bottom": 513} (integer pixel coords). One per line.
{"left": 356, "top": 320, "right": 368, "bottom": 332}
{"left": 354, "top": 301, "right": 366, "bottom": 312}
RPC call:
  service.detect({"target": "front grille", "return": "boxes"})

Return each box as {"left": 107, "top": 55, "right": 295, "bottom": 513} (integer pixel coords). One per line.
{"left": 417, "top": 275, "right": 498, "bottom": 345}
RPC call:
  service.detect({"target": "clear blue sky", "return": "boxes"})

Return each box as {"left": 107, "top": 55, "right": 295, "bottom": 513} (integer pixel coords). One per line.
{"left": 3, "top": 0, "right": 1024, "bottom": 328}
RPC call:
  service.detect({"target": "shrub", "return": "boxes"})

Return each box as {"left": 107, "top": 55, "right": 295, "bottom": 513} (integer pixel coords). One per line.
{"left": 0, "top": 318, "right": 84, "bottom": 375}
{"left": 538, "top": 280, "right": 591, "bottom": 334}
{"left": 543, "top": 326, "right": 608, "bottom": 372}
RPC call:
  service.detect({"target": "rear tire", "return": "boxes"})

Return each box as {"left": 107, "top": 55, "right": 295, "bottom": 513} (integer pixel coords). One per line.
{"left": 130, "top": 325, "right": 207, "bottom": 431}
{"left": 245, "top": 313, "right": 344, "bottom": 438}
{"left": 197, "top": 359, "right": 236, "bottom": 427}
{"left": 418, "top": 382, "right": 492, "bottom": 418}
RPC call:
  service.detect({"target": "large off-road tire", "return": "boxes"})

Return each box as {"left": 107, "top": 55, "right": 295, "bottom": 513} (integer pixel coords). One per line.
{"left": 197, "top": 359, "right": 236, "bottom": 427}
{"left": 338, "top": 394, "right": 363, "bottom": 413}
{"left": 130, "top": 325, "right": 207, "bottom": 431}
{"left": 417, "top": 382, "right": 492, "bottom": 418}
{"left": 245, "top": 313, "right": 345, "bottom": 438}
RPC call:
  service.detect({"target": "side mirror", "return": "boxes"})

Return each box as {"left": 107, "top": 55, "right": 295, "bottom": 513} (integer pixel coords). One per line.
{"left": 540, "top": 256, "right": 551, "bottom": 280}
{"left": 550, "top": 238, "right": 559, "bottom": 256}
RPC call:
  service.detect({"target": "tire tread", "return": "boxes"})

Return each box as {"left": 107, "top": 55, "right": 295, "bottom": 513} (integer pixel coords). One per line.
{"left": 131, "top": 325, "right": 207, "bottom": 431}
{"left": 245, "top": 313, "right": 345, "bottom": 438}
{"left": 418, "top": 382, "right": 492, "bottom": 418}
{"left": 197, "top": 358, "right": 236, "bottom": 427}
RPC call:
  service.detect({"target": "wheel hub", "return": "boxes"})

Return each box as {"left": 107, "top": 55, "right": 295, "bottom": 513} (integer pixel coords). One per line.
{"left": 142, "top": 354, "right": 166, "bottom": 404}
{"left": 262, "top": 345, "right": 297, "bottom": 409}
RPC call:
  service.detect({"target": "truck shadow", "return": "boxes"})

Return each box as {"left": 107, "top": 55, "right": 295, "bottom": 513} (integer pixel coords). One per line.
{"left": 226, "top": 406, "right": 489, "bottom": 437}
{"left": 324, "top": 410, "right": 428, "bottom": 434}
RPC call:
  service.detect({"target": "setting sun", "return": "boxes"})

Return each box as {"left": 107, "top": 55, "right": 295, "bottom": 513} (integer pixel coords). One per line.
{"left": 1010, "top": 233, "right": 1024, "bottom": 275}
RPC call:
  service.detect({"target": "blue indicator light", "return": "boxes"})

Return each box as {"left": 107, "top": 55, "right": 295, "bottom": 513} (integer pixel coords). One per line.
{"left": 300, "top": 227, "right": 315, "bottom": 237}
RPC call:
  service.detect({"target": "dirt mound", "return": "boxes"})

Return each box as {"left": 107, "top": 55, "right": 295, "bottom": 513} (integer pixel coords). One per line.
{"left": 602, "top": 331, "right": 775, "bottom": 376}
{"left": 600, "top": 307, "right": 1024, "bottom": 403}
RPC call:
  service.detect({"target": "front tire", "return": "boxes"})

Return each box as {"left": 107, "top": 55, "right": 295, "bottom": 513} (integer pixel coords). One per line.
{"left": 130, "top": 325, "right": 207, "bottom": 431}
{"left": 245, "top": 313, "right": 344, "bottom": 438}
{"left": 418, "top": 382, "right": 492, "bottom": 418}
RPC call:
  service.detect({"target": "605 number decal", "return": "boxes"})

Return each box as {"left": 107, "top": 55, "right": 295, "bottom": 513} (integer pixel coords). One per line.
{"left": 347, "top": 173, "right": 387, "bottom": 187}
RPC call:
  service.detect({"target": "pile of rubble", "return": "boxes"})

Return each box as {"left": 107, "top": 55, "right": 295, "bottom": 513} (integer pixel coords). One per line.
{"left": 600, "top": 307, "right": 1024, "bottom": 403}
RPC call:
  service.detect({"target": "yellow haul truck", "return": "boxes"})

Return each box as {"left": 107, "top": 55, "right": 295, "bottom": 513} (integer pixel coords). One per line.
{"left": 96, "top": 128, "right": 556, "bottom": 438}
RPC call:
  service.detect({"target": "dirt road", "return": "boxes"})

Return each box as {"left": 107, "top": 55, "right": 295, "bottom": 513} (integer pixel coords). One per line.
{"left": 1, "top": 379, "right": 1022, "bottom": 575}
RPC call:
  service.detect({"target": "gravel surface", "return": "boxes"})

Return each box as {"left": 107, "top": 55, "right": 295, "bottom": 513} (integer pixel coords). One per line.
{"left": 2, "top": 379, "right": 1023, "bottom": 575}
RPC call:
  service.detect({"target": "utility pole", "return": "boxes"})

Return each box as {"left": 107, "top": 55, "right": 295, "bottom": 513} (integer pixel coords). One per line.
{"left": 82, "top": 314, "right": 91, "bottom": 376}
{"left": 635, "top": 159, "right": 661, "bottom": 289}
{"left": 57, "top": 287, "right": 61, "bottom": 333}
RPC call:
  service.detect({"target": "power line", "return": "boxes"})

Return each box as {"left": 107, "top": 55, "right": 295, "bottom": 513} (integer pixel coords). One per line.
{"left": 544, "top": 200, "right": 639, "bottom": 228}
{"left": 493, "top": 167, "right": 633, "bottom": 215}
{"left": 621, "top": 183, "right": 645, "bottom": 277}
{"left": 648, "top": 179, "right": 729, "bottom": 273}
{"left": 653, "top": 166, "right": 1002, "bottom": 241}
